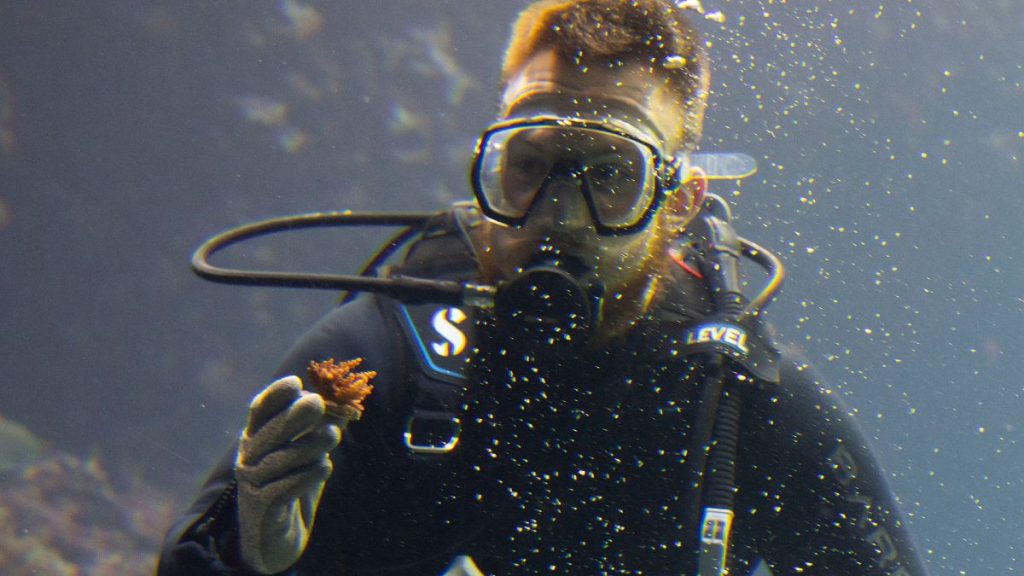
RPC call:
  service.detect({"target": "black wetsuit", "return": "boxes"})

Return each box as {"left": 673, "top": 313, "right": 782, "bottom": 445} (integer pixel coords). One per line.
{"left": 158, "top": 224, "right": 929, "bottom": 576}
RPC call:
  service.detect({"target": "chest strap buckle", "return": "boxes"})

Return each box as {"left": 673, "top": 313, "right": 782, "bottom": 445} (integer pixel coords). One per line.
{"left": 404, "top": 411, "right": 462, "bottom": 454}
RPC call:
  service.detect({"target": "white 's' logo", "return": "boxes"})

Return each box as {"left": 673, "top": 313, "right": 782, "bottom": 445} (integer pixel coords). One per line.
{"left": 430, "top": 307, "right": 467, "bottom": 357}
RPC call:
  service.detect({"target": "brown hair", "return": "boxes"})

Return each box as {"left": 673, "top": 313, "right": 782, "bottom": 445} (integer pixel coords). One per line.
{"left": 503, "top": 0, "right": 710, "bottom": 148}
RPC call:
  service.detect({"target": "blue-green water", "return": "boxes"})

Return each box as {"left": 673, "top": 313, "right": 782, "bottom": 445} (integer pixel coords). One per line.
{"left": 0, "top": 1, "right": 1021, "bottom": 573}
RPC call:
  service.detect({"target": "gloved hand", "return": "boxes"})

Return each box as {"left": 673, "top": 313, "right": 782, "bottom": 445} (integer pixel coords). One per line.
{"left": 235, "top": 375, "right": 344, "bottom": 574}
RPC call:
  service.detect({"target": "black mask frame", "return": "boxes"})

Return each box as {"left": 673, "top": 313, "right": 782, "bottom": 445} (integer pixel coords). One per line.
{"left": 470, "top": 116, "right": 684, "bottom": 236}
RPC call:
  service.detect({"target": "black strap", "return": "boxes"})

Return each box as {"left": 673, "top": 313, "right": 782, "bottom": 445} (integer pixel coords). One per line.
{"left": 388, "top": 207, "right": 483, "bottom": 457}
{"left": 658, "top": 317, "right": 780, "bottom": 385}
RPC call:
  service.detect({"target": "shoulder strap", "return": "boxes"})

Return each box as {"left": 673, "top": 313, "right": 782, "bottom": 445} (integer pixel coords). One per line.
{"left": 394, "top": 203, "right": 483, "bottom": 278}
{"left": 390, "top": 204, "right": 481, "bottom": 385}
{"left": 387, "top": 205, "right": 484, "bottom": 456}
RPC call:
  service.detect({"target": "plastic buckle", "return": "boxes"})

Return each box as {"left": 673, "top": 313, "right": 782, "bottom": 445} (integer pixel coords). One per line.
{"left": 404, "top": 413, "right": 462, "bottom": 454}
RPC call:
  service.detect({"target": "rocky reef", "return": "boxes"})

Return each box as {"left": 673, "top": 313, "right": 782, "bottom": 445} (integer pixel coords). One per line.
{"left": 0, "top": 451, "right": 177, "bottom": 575}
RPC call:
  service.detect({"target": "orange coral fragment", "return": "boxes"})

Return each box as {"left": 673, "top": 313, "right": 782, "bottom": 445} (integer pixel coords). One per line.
{"left": 306, "top": 358, "right": 376, "bottom": 420}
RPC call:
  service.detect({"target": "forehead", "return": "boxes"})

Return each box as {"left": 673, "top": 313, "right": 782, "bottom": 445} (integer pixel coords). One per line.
{"left": 505, "top": 124, "right": 649, "bottom": 157}
{"left": 500, "top": 49, "right": 684, "bottom": 148}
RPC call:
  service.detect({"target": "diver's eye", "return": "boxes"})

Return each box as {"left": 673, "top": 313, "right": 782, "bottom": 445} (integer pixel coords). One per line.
{"left": 587, "top": 162, "right": 638, "bottom": 190}
{"left": 501, "top": 153, "right": 552, "bottom": 209}
{"left": 509, "top": 155, "right": 550, "bottom": 180}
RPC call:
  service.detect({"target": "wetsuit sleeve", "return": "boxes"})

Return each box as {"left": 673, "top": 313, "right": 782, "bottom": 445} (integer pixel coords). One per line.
{"left": 739, "top": 349, "right": 930, "bottom": 576}
{"left": 157, "top": 295, "right": 405, "bottom": 576}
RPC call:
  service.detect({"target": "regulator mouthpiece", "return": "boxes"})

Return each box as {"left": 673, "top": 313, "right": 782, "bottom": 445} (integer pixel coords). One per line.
{"left": 494, "top": 265, "right": 595, "bottom": 346}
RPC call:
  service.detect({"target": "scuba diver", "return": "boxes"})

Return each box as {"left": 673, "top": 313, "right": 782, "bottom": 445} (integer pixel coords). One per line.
{"left": 159, "top": 1, "right": 930, "bottom": 575}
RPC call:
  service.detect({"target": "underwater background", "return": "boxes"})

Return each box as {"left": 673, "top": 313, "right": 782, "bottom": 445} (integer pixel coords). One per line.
{"left": 0, "top": 1, "right": 1021, "bottom": 573}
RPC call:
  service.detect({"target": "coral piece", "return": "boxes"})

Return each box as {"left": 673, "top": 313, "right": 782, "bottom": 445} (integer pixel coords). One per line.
{"left": 306, "top": 358, "right": 376, "bottom": 420}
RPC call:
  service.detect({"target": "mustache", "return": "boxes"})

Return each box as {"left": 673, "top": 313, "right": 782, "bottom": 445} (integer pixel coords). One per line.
{"left": 523, "top": 249, "right": 590, "bottom": 274}
{"left": 519, "top": 232, "right": 597, "bottom": 255}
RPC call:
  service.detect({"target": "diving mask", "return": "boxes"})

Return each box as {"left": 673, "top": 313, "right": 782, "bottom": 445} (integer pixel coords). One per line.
{"left": 471, "top": 117, "right": 684, "bottom": 235}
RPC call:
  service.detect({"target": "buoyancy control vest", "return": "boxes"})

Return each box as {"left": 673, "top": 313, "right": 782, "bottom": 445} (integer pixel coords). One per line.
{"left": 320, "top": 204, "right": 779, "bottom": 574}
{"left": 385, "top": 205, "right": 781, "bottom": 460}
{"left": 187, "top": 196, "right": 790, "bottom": 574}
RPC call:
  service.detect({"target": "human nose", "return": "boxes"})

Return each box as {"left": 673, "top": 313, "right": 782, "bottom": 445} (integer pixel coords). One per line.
{"left": 532, "top": 173, "right": 591, "bottom": 229}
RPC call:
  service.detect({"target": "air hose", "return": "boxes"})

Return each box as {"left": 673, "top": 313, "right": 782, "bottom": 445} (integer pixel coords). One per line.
{"left": 690, "top": 195, "right": 770, "bottom": 576}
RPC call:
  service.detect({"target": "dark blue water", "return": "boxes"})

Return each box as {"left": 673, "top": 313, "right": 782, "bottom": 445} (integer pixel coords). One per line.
{"left": 1, "top": 1, "right": 1021, "bottom": 573}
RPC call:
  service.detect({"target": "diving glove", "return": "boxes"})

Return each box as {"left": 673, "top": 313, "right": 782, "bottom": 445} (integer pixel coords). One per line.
{"left": 235, "top": 376, "right": 343, "bottom": 574}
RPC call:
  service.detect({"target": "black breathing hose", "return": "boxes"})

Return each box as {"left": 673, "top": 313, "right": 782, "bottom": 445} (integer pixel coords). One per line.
{"left": 703, "top": 387, "right": 742, "bottom": 510}
{"left": 191, "top": 207, "right": 783, "bottom": 320}
{"left": 691, "top": 199, "right": 774, "bottom": 576}
{"left": 191, "top": 212, "right": 496, "bottom": 306}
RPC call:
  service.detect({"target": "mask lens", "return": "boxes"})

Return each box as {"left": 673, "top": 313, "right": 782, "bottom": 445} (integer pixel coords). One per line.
{"left": 475, "top": 123, "right": 660, "bottom": 230}
{"left": 478, "top": 126, "right": 555, "bottom": 220}
{"left": 581, "top": 141, "right": 657, "bottom": 227}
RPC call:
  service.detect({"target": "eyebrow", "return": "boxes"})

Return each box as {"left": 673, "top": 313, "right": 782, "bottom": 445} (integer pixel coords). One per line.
{"left": 504, "top": 95, "right": 665, "bottom": 145}
{"left": 514, "top": 130, "right": 553, "bottom": 154}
